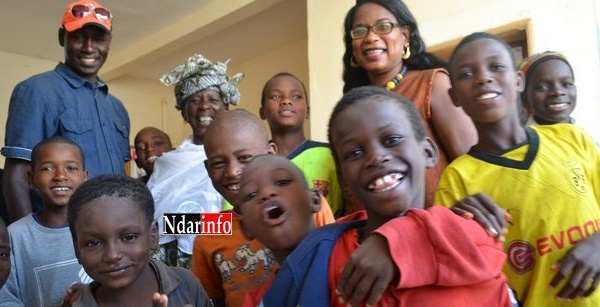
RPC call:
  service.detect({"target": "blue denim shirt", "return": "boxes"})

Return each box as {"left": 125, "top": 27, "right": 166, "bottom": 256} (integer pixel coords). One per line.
{"left": 2, "top": 63, "right": 130, "bottom": 178}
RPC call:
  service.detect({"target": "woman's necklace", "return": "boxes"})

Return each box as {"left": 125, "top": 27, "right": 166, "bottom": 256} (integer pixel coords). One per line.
{"left": 385, "top": 65, "right": 408, "bottom": 91}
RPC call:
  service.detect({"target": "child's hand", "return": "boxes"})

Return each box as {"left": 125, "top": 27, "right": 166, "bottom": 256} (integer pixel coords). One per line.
{"left": 60, "top": 283, "right": 85, "bottom": 307}
{"left": 336, "top": 233, "right": 397, "bottom": 306}
{"left": 550, "top": 233, "right": 600, "bottom": 300}
{"left": 153, "top": 293, "right": 168, "bottom": 307}
{"left": 451, "top": 193, "right": 510, "bottom": 242}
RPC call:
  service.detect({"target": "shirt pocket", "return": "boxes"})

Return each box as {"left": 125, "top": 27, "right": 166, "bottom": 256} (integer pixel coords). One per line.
{"left": 58, "top": 115, "right": 93, "bottom": 139}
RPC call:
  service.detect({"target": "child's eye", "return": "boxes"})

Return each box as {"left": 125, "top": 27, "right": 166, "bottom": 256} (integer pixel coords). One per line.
{"left": 84, "top": 240, "right": 101, "bottom": 248}
{"left": 292, "top": 95, "right": 303, "bottom": 100}
{"left": 534, "top": 84, "right": 549, "bottom": 91}
{"left": 123, "top": 234, "right": 138, "bottom": 242}
{"left": 209, "top": 160, "right": 225, "bottom": 170}
{"left": 490, "top": 63, "right": 506, "bottom": 71}
{"left": 67, "top": 166, "right": 79, "bottom": 172}
{"left": 344, "top": 148, "right": 363, "bottom": 160}
{"left": 457, "top": 70, "right": 473, "bottom": 80}
{"left": 269, "top": 95, "right": 281, "bottom": 101}
{"left": 563, "top": 81, "right": 575, "bottom": 87}
{"left": 383, "top": 135, "right": 402, "bottom": 146}
{"left": 243, "top": 191, "right": 257, "bottom": 202}
{"left": 275, "top": 178, "right": 292, "bottom": 186}
{"left": 239, "top": 155, "right": 253, "bottom": 163}
{"left": 0, "top": 250, "right": 9, "bottom": 258}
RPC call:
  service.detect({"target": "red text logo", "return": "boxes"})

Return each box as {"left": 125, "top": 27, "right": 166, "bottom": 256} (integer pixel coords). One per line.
{"left": 162, "top": 213, "right": 233, "bottom": 235}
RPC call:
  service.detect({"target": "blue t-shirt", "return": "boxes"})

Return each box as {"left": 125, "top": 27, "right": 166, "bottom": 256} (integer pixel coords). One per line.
{"left": 2, "top": 63, "right": 130, "bottom": 177}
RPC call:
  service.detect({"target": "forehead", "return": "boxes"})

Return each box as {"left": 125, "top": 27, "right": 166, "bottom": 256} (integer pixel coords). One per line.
{"left": 335, "top": 99, "right": 408, "bottom": 131}
{"left": 244, "top": 157, "right": 297, "bottom": 179}
{"left": 36, "top": 143, "right": 81, "bottom": 160}
{"left": 266, "top": 75, "right": 303, "bottom": 91}
{"left": 135, "top": 129, "right": 166, "bottom": 142}
{"left": 76, "top": 196, "right": 145, "bottom": 227}
{"left": 205, "top": 122, "right": 264, "bottom": 154}
{"left": 354, "top": 2, "right": 396, "bottom": 24}
{"left": 530, "top": 59, "right": 573, "bottom": 78}
{"left": 453, "top": 38, "right": 513, "bottom": 65}
{"left": 189, "top": 88, "right": 221, "bottom": 98}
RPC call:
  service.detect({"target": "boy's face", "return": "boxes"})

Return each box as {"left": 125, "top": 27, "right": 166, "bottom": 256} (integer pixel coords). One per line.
{"left": 59, "top": 26, "right": 111, "bottom": 83}
{"left": 205, "top": 125, "right": 275, "bottom": 206}
{"left": 331, "top": 99, "right": 436, "bottom": 219}
{"left": 74, "top": 196, "right": 157, "bottom": 291}
{"left": 525, "top": 59, "right": 576, "bottom": 124}
{"left": 239, "top": 155, "right": 318, "bottom": 253}
{"left": 448, "top": 38, "right": 524, "bottom": 124}
{"left": 183, "top": 89, "right": 227, "bottom": 143}
{"left": 0, "top": 222, "right": 10, "bottom": 289}
{"left": 30, "top": 143, "right": 88, "bottom": 208}
{"left": 134, "top": 129, "right": 172, "bottom": 174}
{"left": 259, "top": 75, "right": 308, "bottom": 131}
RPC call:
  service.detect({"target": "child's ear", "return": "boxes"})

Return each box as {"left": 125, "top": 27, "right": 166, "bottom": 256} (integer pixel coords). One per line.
{"left": 422, "top": 137, "right": 440, "bottom": 169}
{"left": 259, "top": 107, "right": 267, "bottom": 120}
{"left": 149, "top": 220, "right": 159, "bottom": 249}
{"left": 448, "top": 87, "right": 460, "bottom": 107}
{"left": 82, "top": 170, "right": 89, "bottom": 181}
{"left": 308, "top": 189, "right": 321, "bottom": 213}
{"left": 267, "top": 141, "right": 278, "bottom": 155}
{"left": 516, "top": 70, "right": 525, "bottom": 93}
{"left": 239, "top": 216, "right": 256, "bottom": 240}
{"left": 27, "top": 168, "right": 35, "bottom": 189}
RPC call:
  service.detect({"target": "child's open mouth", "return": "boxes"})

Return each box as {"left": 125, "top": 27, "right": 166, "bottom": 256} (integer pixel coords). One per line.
{"left": 263, "top": 202, "right": 287, "bottom": 226}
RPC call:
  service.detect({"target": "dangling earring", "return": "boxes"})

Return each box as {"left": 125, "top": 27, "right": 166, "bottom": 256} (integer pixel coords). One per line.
{"left": 402, "top": 43, "right": 411, "bottom": 60}
{"left": 349, "top": 55, "right": 360, "bottom": 68}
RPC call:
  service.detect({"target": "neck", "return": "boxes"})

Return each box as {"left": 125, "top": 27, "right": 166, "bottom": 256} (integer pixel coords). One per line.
{"left": 192, "top": 135, "right": 204, "bottom": 145}
{"left": 367, "top": 63, "right": 404, "bottom": 88}
{"left": 271, "top": 131, "right": 307, "bottom": 158}
{"left": 38, "top": 206, "right": 68, "bottom": 228}
{"left": 473, "top": 121, "right": 528, "bottom": 154}
{"left": 533, "top": 115, "right": 570, "bottom": 125}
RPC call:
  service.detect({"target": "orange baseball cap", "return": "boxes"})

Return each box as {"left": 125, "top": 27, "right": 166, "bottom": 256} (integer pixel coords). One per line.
{"left": 62, "top": 0, "right": 112, "bottom": 32}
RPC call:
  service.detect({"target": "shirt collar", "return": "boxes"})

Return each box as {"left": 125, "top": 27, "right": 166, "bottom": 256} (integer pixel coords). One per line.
{"left": 55, "top": 62, "right": 108, "bottom": 92}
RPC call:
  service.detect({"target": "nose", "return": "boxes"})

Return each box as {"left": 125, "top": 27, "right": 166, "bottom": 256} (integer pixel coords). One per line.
{"left": 258, "top": 185, "right": 277, "bottom": 202}
{"left": 280, "top": 96, "right": 292, "bottom": 105}
{"left": 366, "top": 146, "right": 390, "bottom": 169}
{"left": 81, "top": 36, "right": 95, "bottom": 52}
{"left": 363, "top": 27, "right": 380, "bottom": 43}
{"left": 53, "top": 168, "right": 68, "bottom": 181}
{"left": 549, "top": 83, "right": 566, "bottom": 97}
{"left": 102, "top": 241, "right": 123, "bottom": 264}
{"left": 224, "top": 161, "right": 243, "bottom": 179}
{"left": 475, "top": 69, "right": 493, "bottom": 85}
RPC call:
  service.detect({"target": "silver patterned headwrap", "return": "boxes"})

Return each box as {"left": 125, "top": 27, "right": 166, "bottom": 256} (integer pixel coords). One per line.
{"left": 159, "top": 54, "right": 244, "bottom": 110}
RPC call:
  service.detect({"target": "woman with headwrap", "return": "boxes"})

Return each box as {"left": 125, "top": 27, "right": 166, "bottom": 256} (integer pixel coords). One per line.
{"left": 147, "top": 54, "right": 243, "bottom": 268}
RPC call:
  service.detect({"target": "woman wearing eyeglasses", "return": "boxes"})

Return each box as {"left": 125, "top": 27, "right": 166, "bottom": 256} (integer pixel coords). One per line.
{"left": 342, "top": 0, "right": 477, "bottom": 208}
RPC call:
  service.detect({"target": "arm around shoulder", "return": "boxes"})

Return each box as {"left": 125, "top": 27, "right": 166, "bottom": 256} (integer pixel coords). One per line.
{"left": 429, "top": 72, "right": 477, "bottom": 160}
{"left": 373, "top": 207, "right": 505, "bottom": 288}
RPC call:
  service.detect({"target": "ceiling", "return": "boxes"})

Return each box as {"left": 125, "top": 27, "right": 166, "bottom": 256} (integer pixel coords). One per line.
{"left": 0, "top": 0, "right": 306, "bottom": 81}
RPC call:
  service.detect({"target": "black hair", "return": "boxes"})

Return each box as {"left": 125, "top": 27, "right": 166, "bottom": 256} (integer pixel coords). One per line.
{"left": 68, "top": 175, "right": 155, "bottom": 242}
{"left": 448, "top": 32, "right": 517, "bottom": 76}
{"left": 260, "top": 72, "right": 309, "bottom": 107}
{"left": 31, "top": 136, "right": 85, "bottom": 170}
{"left": 327, "top": 86, "right": 425, "bottom": 167}
{"left": 342, "top": 0, "right": 447, "bottom": 93}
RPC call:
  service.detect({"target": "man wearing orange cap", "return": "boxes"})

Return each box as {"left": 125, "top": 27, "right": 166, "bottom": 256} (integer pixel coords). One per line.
{"left": 1, "top": 0, "right": 130, "bottom": 224}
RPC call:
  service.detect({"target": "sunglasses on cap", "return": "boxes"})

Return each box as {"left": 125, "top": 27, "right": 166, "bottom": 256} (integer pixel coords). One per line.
{"left": 69, "top": 3, "right": 112, "bottom": 22}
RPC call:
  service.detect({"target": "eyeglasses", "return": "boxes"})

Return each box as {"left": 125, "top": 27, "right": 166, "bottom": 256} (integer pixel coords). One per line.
{"left": 70, "top": 4, "right": 112, "bottom": 22}
{"left": 350, "top": 21, "right": 400, "bottom": 39}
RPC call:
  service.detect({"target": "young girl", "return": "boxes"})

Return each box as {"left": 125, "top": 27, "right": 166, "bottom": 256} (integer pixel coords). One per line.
{"left": 261, "top": 86, "right": 512, "bottom": 307}
{"left": 260, "top": 72, "right": 343, "bottom": 215}
{"left": 342, "top": 0, "right": 477, "bottom": 207}
{"left": 436, "top": 32, "right": 600, "bottom": 306}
